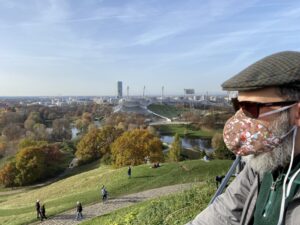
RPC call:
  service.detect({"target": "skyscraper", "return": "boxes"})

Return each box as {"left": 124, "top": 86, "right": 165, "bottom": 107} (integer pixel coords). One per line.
{"left": 117, "top": 81, "right": 123, "bottom": 98}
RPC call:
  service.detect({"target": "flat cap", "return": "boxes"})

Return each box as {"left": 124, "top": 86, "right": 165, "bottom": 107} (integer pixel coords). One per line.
{"left": 222, "top": 51, "right": 300, "bottom": 91}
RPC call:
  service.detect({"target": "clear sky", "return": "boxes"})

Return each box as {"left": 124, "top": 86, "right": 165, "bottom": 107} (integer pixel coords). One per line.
{"left": 0, "top": 0, "right": 299, "bottom": 96}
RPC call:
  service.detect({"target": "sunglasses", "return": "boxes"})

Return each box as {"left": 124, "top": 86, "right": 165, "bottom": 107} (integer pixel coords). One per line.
{"left": 231, "top": 98, "right": 297, "bottom": 118}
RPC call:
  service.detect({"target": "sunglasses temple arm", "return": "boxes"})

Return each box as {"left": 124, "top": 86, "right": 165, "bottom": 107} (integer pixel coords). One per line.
{"left": 258, "top": 103, "right": 297, "bottom": 118}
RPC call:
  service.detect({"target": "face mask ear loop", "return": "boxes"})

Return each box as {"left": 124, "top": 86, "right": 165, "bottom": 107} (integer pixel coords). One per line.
{"left": 276, "top": 126, "right": 297, "bottom": 225}
{"left": 286, "top": 127, "right": 299, "bottom": 197}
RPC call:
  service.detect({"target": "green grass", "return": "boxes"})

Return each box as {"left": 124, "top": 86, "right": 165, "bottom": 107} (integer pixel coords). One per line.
{"left": 0, "top": 159, "right": 231, "bottom": 225}
{"left": 82, "top": 181, "right": 216, "bottom": 225}
{"left": 147, "top": 104, "right": 187, "bottom": 119}
{"left": 156, "top": 124, "right": 215, "bottom": 138}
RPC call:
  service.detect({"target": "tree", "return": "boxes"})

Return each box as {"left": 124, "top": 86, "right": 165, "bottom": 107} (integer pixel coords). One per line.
{"left": 51, "top": 118, "right": 71, "bottom": 141}
{"left": 2, "top": 123, "right": 23, "bottom": 141}
{"left": 75, "top": 126, "right": 123, "bottom": 164}
{"left": 18, "top": 138, "right": 47, "bottom": 150}
{"left": 24, "top": 112, "right": 42, "bottom": 131}
{"left": 111, "top": 129, "right": 164, "bottom": 167}
{"left": 0, "top": 136, "right": 7, "bottom": 157}
{"left": 15, "top": 147, "right": 46, "bottom": 185}
{"left": 212, "top": 133, "right": 235, "bottom": 160}
{"left": 168, "top": 133, "right": 181, "bottom": 162}
{"left": 0, "top": 161, "right": 18, "bottom": 187}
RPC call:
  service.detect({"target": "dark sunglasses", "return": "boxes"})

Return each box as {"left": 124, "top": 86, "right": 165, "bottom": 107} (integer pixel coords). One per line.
{"left": 231, "top": 98, "right": 297, "bottom": 118}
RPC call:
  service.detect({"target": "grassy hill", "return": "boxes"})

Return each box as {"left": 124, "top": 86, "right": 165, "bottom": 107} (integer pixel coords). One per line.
{"left": 0, "top": 159, "right": 232, "bottom": 225}
{"left": 147, "top": 104, "right": 187, "bottom": 119}
{"left": 82, "top": 182, "right": 215, "bottom": 225}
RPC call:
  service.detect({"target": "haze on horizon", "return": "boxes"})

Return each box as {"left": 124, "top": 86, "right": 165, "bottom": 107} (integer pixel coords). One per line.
{"left": 0, "top": 0, "right": 299, "bottom": 96}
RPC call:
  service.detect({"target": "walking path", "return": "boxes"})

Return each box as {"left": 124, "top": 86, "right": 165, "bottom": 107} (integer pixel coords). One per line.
{"left": 37, "top": 183, "right": 196, "bottom": 225}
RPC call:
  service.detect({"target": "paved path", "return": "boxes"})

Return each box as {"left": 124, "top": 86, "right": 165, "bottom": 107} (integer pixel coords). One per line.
{"left": 37, "top": 183, "right": 195, "bottom": 225}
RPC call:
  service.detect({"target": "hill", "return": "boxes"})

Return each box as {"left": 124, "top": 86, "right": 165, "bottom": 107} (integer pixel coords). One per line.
{"left": 0, "top": 159, "right": 232, "bottom": 225}
{"left": 147, "top": 104, "right": 187, "bottom": 119}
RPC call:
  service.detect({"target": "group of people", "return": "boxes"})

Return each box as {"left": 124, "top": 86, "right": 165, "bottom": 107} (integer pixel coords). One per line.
{"left": 35, "top": 200, "right": 47, "bottom": 221}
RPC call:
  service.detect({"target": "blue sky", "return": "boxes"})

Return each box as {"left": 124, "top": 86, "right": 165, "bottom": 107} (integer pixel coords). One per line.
{"left": 0, "top": 0, "right": 300, "bottom": 96}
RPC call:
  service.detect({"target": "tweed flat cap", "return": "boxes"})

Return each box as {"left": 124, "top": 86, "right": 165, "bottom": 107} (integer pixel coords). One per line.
{"left": 222, "top": 51, "right": 300, "bottom": 91}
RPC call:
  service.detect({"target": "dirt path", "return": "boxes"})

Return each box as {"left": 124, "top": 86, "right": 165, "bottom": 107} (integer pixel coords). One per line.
{"left": 36, "top": 183, "right": 196, "bottom": 225}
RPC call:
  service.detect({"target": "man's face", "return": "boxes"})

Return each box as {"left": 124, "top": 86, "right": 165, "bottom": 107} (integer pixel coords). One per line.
{"left": 236, "top": 87, "right": 294, "bottom": 176}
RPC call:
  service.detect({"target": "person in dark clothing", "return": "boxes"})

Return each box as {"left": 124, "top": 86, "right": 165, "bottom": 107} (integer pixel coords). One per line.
{"left": 76, "top": 201, "right": 83, "bottom": 220}
{"left": 128, "top": 166, "right": 132, "bottom": 178}
{"left": 40, "top": 204, "right": 47, "bottom": 220}
{"left": 101, "top": 185, "right": 108, "bottom": 202}
{"left": 35, "top": 200, "right": 41, "bottom": 219}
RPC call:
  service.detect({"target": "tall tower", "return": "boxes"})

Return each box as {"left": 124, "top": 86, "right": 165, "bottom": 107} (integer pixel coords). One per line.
{"left": 117, "top": 81, "right": 123, "bottom": 98}
{"left": 161, "top": 86, "right": 164, "bottom": 104}
{"left": 143, "top": 86, "right": 146, "bottom": 98}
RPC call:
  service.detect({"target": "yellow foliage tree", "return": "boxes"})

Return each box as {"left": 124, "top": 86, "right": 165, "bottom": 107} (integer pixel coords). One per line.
{"left": 111, "top": 129, "right": 164, "bottom": 167}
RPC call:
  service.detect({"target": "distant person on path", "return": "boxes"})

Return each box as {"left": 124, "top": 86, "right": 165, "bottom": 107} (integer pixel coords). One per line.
{"left": 101, "top": 185, "right": 108, "bottom": 202}
{"left": 40, "top": 204, "right": 47, "bottom": 221}
{"left": 76, "top": 201, "right": 83, "bottom": 220}
{"left": 35, "top": 199, "right": 41, "bottom": 219}
{"left": 128, "top": 166, "right": 132, "bottom": 178}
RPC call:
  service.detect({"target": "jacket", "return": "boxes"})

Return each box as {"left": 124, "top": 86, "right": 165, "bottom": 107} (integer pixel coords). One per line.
{"left": 186, "top": 164, "right": 300, "bottom": 225}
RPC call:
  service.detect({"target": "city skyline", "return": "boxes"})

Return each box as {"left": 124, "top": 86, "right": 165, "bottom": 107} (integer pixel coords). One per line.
{"left": 1, "top": 0, "right": 300, "bottom": 96}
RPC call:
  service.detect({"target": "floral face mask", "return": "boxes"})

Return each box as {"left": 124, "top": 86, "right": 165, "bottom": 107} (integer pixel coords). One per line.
{"left": 223, "top": 104, "right": 296, "bottom": 156}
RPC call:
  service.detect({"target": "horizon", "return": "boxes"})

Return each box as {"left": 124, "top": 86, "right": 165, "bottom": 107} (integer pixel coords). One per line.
{"left": 1, "top": 0, "right": 300, "bottom": 96}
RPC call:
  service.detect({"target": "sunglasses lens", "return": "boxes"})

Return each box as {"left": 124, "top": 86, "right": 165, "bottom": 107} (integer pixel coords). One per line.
{"left": 242, "top": 103, "right": 259, "bottom": 118}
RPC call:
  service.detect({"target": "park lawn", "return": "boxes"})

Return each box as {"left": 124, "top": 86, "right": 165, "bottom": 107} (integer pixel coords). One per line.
{"left": 82, "top": 181, "right": 216, "bottom": 225}
{"left": 147, "top": 104, "right": 187, "bottom": 119}
{"left": 0, "top": 159, "right": 232, "bottom": 225}
{"left": 156, "top": 124, "right": 215, "bottom": 138}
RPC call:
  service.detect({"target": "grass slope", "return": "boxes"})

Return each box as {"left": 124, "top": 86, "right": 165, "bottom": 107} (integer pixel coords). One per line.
{"left": 156, "top": 124, "right": 215, "bottom": 138}
{"left": 82, "top": 182, "right": 215, "bottom": 225}
{"left": 0, "top": 159, "right": 231, "bottom": 225}
{"left": 147, "top": 104, "right": 186, "bottom": 119}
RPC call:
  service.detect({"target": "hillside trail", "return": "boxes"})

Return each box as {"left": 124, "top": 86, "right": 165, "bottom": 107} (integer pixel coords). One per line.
{"left": 34, "top": 183, "right": 196, "bottom": 225}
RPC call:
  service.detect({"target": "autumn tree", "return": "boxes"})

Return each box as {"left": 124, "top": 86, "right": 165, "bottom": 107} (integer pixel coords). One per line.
{"left": 168, "top": 133, "right": 182, "bottom": 162}
{"left": 0, "top": 161, "right": 18, "bottom": 187}
{"left": 51, "top": 118, "right": 71, "bottom": 141}
{"left": 24, "top": 112, "right": 42, "bottom": 131}
{"left": 111, "top": 129, "right": 164, "bottom": 167}
{"left": 2, "top": 123, "right": 23, "bottom": 141}
{"left": 15, "top": 147, "right": 46, "bottom": 185}
{"left": 212, "top": 133, "right": 235, "bottom": 160}
{"left": 13, "top": 143, "right": 63, "bottom": 186}
{"left": 75, "top": 126, "right": 123, "bottom": 164}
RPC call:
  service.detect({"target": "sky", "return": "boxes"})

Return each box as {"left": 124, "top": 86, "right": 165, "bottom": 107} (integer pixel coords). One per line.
{"left": 0, "top": 0, "right": 300, "bottom": 96}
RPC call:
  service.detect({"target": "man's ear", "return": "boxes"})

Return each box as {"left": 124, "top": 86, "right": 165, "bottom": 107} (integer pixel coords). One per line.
{"left": 294, "top": 103, "right": 300, "bottom": 127}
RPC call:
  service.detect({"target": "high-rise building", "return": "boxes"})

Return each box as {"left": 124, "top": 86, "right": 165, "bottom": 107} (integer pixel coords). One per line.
{"left": 117, "top": 81, "right": 123, "bottom": 98}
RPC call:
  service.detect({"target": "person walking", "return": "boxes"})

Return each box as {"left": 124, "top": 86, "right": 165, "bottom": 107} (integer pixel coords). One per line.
{"left": 101, "top": 185, "right": 108, "bottom": 202}
{"left": 35, "top": 200, "right": 41, "bottom": 219}
{"left": 128, "top": 166, "right": 132, "bottom": 178}
{"left": 76, "top": 201, "right": 83, "bottom": 220}
{"left": 40, "top": 204, "right": 47, "bottom": 221}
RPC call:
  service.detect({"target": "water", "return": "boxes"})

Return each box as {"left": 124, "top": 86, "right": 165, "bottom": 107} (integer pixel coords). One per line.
{"left": 160, "top": 135, "right": 213, "bottom": 152}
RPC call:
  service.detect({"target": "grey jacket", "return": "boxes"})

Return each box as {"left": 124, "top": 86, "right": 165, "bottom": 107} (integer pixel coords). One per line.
{"left": 186, "top": 164, "right": 300, "bottom": 225}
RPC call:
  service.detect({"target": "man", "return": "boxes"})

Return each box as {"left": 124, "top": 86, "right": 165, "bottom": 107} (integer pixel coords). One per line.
{"left": 101, "top": 185, "right": 108, "bottom": 202}
{"left": 35, "top": 199, "right": 41, "bottom": 219}
{"left": 186, "top": 51, "right": 300, "bottom": 225}
{"left": 128, "top": 166, "right": 132, "bottom": 178}
{"left": 40, "top": 204, "right": 47, "bottom": 221}
{"left": 76, "top": 201, "right": 83, "bottom": 220}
